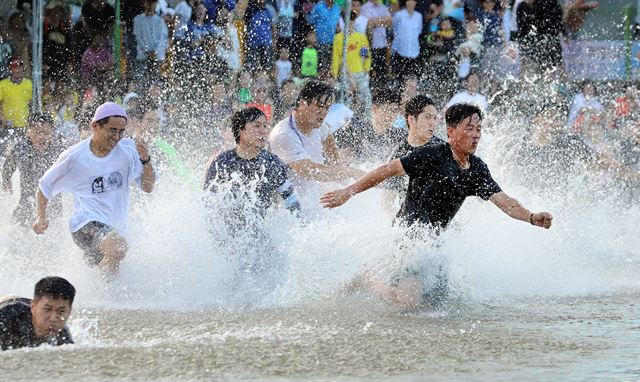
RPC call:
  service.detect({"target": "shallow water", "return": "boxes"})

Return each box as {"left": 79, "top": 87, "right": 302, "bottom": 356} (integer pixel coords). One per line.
{"left": 1, "top": 125, "right": 639, "bottom": 380}
{"left": 0, "top": 293, "right": 638, "bottom": 381}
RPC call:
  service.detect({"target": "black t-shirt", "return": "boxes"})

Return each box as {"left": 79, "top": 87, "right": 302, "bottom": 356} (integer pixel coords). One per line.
{"left": 203, "top": 149, "right": 300, "bottom": 217}
{"left": 334, "top": 117, "right": 407, "bottom": 160}
{"left": 398, "top": 143, "right": 502, "bottom": 228}
{"left": 0, "top": 298, "right": 73, "bottom": 351}
{"left": 386, "top": 135, "right": 446, "bottom": 193}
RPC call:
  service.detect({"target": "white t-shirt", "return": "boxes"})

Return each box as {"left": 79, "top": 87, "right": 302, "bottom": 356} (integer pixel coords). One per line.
{"left": 446, "top": 91, "right": 489, "bottom": 114}
{"left": 275, "top": 59, "right": 292, "bottom": 88}
{"left": 38, "top": 138, "right": 144, "bottom": 233}
{"left": 269, "top": 114, "right": 331, "bottom": 165}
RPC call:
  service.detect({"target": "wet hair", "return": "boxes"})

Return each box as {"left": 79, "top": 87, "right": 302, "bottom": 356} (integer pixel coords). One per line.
{"left": 231, "top": 107, "right": 266, "bottom": 144}
{"left": 296, "top": 80, "right": 334, "bottom": 108}
{"left": 28, "top": 112, "right": 54, "bottom": 126}
{"left": 34, "top": 277, "right": 76, "bottom": 305}
{"left": 405, "top": 95, "right": 436, "bottom": 120}
{"left": 445, "top": 103, "right": 482, "bottom": 127}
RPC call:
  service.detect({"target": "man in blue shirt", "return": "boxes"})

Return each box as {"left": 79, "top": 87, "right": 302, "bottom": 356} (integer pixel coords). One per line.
{"left": 203, "top": 0, "right": 236, "bottom": 26}
{"left": 244, "top": 0, "right": 276, "bottom": 74}
{"left": 308, "top": 0, "right": 341, "bottom": 77}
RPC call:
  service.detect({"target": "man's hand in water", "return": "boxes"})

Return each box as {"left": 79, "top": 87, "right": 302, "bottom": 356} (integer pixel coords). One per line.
{"left": 33, "top": 216, "right": 49, "bottom": 234}
{"left": 320, "top": 188, "right": 354, "bottom": 208}
{"left": 531, "top": 212, "right": 553, "bottom": 229}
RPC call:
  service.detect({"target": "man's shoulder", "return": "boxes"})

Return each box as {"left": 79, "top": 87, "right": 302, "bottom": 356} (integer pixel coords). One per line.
{"left": 0, "top": 297, "right": 31, "bottom": 317}
{"left": 58, "top": 138, "right": 90, "bottom": 160}
{"left": 260, "top": 149, "right": 287, "bottom": 167}
{"left": 269, "top": 117, "right": 293, "bottom": 139}
{"left": 214, "top": 149, "right": 238, "bottom": 163}
{"left": 470, "top": 153, "right": 490, "bottom": 170}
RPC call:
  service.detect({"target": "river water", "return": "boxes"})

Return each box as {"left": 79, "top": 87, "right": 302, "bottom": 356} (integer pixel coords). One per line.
{"left": 1, "top": 122, "right": 638, "bottom": 381}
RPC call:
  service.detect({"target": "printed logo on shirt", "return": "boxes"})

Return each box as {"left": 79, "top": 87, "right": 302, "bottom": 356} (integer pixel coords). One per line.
{"left": 91, "top": 171, "right": 124, "bottom": 194}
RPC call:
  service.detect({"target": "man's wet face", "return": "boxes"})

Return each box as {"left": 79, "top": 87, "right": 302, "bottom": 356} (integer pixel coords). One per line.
{"left": 307, "top": 95, "right": 332, "bottom": 128}
{"left": 31, "top": 297, "right": 72, "bottom": 337}
{"left": 450, "top": 113, "right": 482, "bottom": 154}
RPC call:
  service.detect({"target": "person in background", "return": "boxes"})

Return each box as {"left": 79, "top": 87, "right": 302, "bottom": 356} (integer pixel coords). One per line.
{"left": 2, "top": 113, "right": 64, "bottom": 226}
{"left": 308, "top": 0, "right": 341, "bottom": 78}
{"left": 274, "top": 47, "right": 292, "bottom": 88}
{"left": 359, "top": 0, "right": 393, "bottom": 92}
{"left": 133, "top": 0, "right": 169, "bottom": 91}
{"left": 0, "top": 58, "right": 32, "bottom": 154}
{"left": 300, "top": 30, "right": 319, "bottom": 78}
{"left": 392, "top": 0, "right": 423, "bottom": 87}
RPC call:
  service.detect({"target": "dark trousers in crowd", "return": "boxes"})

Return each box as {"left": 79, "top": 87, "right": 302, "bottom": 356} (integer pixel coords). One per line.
{"left": 245, "top": 45, "right": 274, "bottom": 75}
{"left": 317, "top": 43, "right": 332, "bottom": 79}
{"left": 392, "top": 54, "right": 420, "bottom": 88}
{"left": 370, "top": 47, "right": 389, "bottom": 92}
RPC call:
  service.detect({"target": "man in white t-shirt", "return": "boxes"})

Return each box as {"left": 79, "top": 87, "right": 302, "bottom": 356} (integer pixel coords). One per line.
{"left": 34, "top": 102, "right": 156, "bottom": 277}
{"left": 445, "top": 72, "right": 488, "bottom": 115}
{"left": 268, "top": 81, "right": 364, "bottom": 182}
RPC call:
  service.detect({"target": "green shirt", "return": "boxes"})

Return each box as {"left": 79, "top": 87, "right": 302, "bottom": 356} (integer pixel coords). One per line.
{"left": 301, "top": 47, "right": 318, "bottom": 77}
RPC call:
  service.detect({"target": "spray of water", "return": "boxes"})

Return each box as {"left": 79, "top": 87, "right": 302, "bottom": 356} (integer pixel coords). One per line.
{"left": 0, "top": 119, "right": 638, "bottom": 312}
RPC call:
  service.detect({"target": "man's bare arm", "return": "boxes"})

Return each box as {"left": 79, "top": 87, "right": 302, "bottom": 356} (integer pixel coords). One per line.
{"left": 489, "top": 191, "right": 553, "bottom": 229}
{"left": 320, "top": 159, "right": 405, "bottom": 208}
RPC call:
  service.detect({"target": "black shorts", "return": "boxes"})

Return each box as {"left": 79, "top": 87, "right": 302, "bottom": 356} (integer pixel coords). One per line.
{"left": 71, "top": 221, "right": 113, "bottom": 266}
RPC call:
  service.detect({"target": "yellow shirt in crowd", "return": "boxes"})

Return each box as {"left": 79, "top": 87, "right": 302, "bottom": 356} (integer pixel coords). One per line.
{"left": 0, "top": 78, "right": 32, "bottom": 128}
{"left": 331, "top": 31, "right": 372, "bottom": 79}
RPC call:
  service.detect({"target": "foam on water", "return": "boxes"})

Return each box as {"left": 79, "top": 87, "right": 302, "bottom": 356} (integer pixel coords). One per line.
{"left": 1, "top": 125, "right": 638, "bottom": 312}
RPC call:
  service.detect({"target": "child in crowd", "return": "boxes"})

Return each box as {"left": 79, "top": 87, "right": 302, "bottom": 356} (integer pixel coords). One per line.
{"left": 236, "top": 70, "right": 253, "bottom": 106}
{"left": 301, "top": 30, "right": 318, "bottom": 78}
{"left": 275, "top": 47, "right": 293, "bottom": 88}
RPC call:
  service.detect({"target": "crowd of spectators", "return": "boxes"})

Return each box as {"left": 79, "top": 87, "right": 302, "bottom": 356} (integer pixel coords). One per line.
{"left": 0, "top": 0, "right": 638, "bottom": 195}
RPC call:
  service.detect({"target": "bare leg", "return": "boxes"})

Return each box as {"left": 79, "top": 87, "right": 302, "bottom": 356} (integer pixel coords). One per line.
{"left": 97, "top": 232, "right": 128, "bottom": 278}
{"left": 347, "top": 272, "right": 423, "bottom": 311}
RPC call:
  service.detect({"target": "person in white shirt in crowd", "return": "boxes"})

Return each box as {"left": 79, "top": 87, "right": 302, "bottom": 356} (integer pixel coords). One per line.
{"left": 351, "top": 0, "right": 392, "bottom": 92}
{"left": 34, "top": 102, "right": 156, "bottom": 278}
{"left": 391, "top": 0, "right": 423, "bottom": 87}
{"left": 445, "top": 72, "right": 488, "bottom": 115}
{"left": 173, "top": 0, "right": 197, "bottom": 38}
{"left": 274, "top": 47, "right": 292, "bottom": 88}
{"left": 566, "top": 80, "right": 603, "bottom": 131}
{"left": 133, "top": 0, "right": 169, "bottom": 90}
{"left": 268, "top": 81, "right": 364, "bottom": 184}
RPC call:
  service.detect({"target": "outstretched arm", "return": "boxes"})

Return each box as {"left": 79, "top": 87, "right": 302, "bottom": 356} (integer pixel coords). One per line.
{"left": 320, "top": 159, "right": 405, "bottom": 208}
{"left": 489, "top": 191, "right": 553, "bottom": 229}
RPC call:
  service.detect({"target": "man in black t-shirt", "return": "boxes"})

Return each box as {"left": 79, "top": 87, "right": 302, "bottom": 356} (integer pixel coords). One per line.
{"left": 1, "top": 277, "right": 75, "bottom": 351}
{"left": 321, "top": 103, "right": 553, "bottom": 308}
{"left": 386, "top": 95, "right": 445, "bottom": 197}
